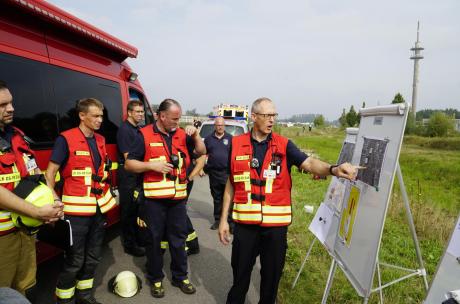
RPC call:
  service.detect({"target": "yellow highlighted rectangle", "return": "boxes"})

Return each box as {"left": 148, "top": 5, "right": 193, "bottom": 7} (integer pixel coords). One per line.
{"left": 339, "top": 185, "right": 360, "bottom": 247}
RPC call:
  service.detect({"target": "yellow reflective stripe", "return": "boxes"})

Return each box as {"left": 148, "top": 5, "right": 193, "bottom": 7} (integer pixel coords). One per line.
{"left": 232, "top": 212, "right": 262, "bottom": 222}
{"left": 97, "top": 189, "right": 113, "bottom": 206}
{"left": 56, "top": 287, "right": 75, "bottom": 299}
{"left": 12, "top": 164, "right": 20, "bottom": 188}
{"left": 0, "top": 172, "right": 21, "bottom": 184}
{"left": 143, "top": 180, "right": 175, "bottom": 189}
{"left": 187, "top": 231, "right": 197, "bottom": 242}
{"left": 261, "top": 215, "right": 292, "bottom": 224}
{"left": 175, "top": 183, "right": 187, "bottom": 190}
{"left": 173, "top": 190, "right": 187, "bottom": 199}
{"left": 0, "top": 211, "right": 11, "bottom": 219}
{"left": 102, "top": 171, "right": 108, "bottom": 181}
{"left": 99, "top": 196, "right": 116, "bottom": 214}
{"left": 137, "top": 217, "right": 147, "bottom": 228}
{"left": 265, "top": 178, "right": 273, "bottom": 194}
{"left": 161, "top": 241, "right": 169, "bottom": 249}
{"left": 133, "top": 190, "right": 139, "bottom": 199}
{"left": 55, "top": 171, "right": 61, "bottom": 182}
{"left": 236, "top": 155, "right": 250, "bottom": 160}
{"left": 71, "top": 168, "right": 92, "bottom": 177}
{"left": 111, "top": 162, "right": 118, "bottom": 170}
{"left": 0, "top": 221, "right": 15, "bottom": 231}
{"left": 76, "top": 278, "right": 93, "bottom": 290}
{"left": 262, "top": 205, "right": 292, "bottom": 214}
{"left": 149, "top": 156, "right": 166, "bottom": 162}
{"left": 62, "top": 195, "right": 97, "bottom": 205}
{"left": 233, "top": 203, "right": 262, "bottom": 212}
{"left": 144, "top": 188, "right": 176, "bottom": 197}
{"left": 75, "top": 151, "right": 90, "bottom": 156}
{"left": 64, "top": 205, "right": 97, "bottom": 214}
{"left": 233, "top": 172, "right": 250, "bottom": 182}
{"left": 150, "top": 143, "right": 163, "bottom": 147}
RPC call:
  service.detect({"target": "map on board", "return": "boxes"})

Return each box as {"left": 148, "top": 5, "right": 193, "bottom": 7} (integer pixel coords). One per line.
{"left": 357, "top": 138, "right": 388, "bottom": 188}
{"left": 337, "top": 142, "right": 355, "bottom": 165}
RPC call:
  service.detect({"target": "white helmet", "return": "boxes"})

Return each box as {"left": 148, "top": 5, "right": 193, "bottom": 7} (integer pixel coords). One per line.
{"left": 108, "top": 271, "right": 142, "bottom": 298}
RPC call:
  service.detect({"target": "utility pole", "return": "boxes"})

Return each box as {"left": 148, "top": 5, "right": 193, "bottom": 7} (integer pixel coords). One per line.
{"left": 410, "top": 21, "right": 424, "bottom": 118}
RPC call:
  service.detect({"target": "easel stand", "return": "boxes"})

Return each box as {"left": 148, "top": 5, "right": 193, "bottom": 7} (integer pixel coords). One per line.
{"left": 320, "top": 163, "right": 428, "bottom": 303}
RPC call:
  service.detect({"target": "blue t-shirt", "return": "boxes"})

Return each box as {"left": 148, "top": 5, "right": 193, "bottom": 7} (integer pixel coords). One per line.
{"left": 50, "top": 134, "right": 101, "bottom": 170}
{"left": 204, "top": 131, "right": 232, "bottom": 171}
{"left": 116, "top": 120, "right": 140, "bottom": 163}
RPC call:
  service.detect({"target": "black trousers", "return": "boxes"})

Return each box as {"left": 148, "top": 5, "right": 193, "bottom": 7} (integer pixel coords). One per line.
{"left": 208, "top": 170, "right": 229, "bottom": 222}
{"left": 144, "top": 199, "right": 188, "bottom": 283}
{"left": 56, "top": 209, "right": 106, "bottom": 302}
{"left": 117, "top": 165, "right": 140, "bottom": 249}
{"left": 226, "top": 224, "right": 288, "bottom": 304}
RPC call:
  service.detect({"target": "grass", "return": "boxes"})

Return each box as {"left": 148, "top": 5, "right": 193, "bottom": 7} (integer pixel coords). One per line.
{"left": 276, "top": 127, "right": 460, "bottom": 304}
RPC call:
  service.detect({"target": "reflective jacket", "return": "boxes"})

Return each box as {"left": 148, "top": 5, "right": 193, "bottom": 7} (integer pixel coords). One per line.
{"left": 140, "top": 125, "right": 190, "bottom": 200}
{"left": 230, "top": 132, "right": 292, "bottom": 227}
{"left": 60, "top": 128, "right": 116, "bottom": 216}
{"left": 0, "top": 127, "right": 36, "bottom": 235}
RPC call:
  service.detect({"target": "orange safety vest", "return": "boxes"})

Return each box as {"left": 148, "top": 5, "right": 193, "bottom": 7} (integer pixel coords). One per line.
{"left": 60, "top": 128, "right": 116, "bottom": 216}
{"left": 140, "top": 125, "right": 190, "bottom": 200}
{"left": 0, "top": 127, "right": 36, "bottom": 235}
{"left": 230, "top": 132, "right": 292, "bottom": 227}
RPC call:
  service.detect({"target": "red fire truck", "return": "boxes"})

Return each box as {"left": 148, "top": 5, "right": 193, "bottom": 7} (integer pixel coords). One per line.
{"left": 0, "top": 0, "right": 153, "bottom": 263}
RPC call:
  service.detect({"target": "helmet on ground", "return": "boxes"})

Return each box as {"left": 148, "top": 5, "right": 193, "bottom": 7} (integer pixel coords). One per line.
{"left": 108, "top": 271, "right": 142, "bottom": 298}
{"left": 11, "top": 176, "right": 54, "bottom": 228}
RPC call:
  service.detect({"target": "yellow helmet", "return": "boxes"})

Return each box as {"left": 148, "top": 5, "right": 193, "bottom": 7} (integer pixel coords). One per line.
{"left": 11, "top": 175, "right": 54, "bottom": 228}
{"left": 108, "top": 271, "right": 142, "bottom": 298}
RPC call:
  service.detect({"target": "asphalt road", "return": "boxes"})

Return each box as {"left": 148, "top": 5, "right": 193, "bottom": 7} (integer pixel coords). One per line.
{"left": 36, "top": 176, "right": 261, "bottom": 303}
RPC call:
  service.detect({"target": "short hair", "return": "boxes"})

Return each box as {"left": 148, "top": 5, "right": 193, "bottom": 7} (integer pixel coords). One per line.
{"left": 76, "top": 98, "right": 104, "bottom": 114}
{"left": 127, "top": 99, "right": 144, "bottom": 111}
{"left": 0, "top": 80, "right": 8, "bottom": 91}
{"left": 157, "top": 98, "right": 181, "bottom": 115}
{"left": 251, "top": 97, "right": 273, "bottom": 113}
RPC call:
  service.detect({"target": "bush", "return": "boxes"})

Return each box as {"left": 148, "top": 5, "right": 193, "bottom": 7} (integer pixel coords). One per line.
{"left": 426, "top": 112, "right": 454, "bottom": 137}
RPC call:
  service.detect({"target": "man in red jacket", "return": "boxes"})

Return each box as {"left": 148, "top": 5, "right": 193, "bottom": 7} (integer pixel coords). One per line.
{"left": 219, "top": 97, "right": 359, "bottom": 304}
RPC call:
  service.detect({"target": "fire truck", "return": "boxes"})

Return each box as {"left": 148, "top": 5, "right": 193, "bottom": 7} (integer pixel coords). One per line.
{"left": 0, "top": 0, "right": 154, "bottom": 263}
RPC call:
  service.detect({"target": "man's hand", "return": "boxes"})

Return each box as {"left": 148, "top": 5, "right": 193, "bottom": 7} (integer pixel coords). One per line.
{"left": 332, "top": 162, "right": 362, "bottom": 181}
{"left": 184, "top": 125, "right": 198, "bottom": 137}
{"left": 149, "top": 161, "right": 173, "bottom": 174}
{"left": 199, "top": 169, "right": 206, "bottom": 177}
{"left": 37, "top": 201, "right": 64, "bottom": 224}
{"left": 218, "top": 220, "right": 231, "bottom": 245}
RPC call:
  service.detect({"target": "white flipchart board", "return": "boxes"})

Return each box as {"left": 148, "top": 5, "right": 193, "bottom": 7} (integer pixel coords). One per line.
{"left": 332, "top": 104, "right": 408, "bottom": 297}
{"left": 424, "top": 213, "right": 460, "bottom": 304}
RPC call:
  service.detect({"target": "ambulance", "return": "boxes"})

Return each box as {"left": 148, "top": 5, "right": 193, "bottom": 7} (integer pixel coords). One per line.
{"left": 0, "top": 0, "right": 153, "bottom": 262}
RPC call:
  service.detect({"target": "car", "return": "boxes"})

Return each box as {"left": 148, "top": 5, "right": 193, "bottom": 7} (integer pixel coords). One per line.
{"left": 199, "top": 119, "right": 248, "bottom": 139}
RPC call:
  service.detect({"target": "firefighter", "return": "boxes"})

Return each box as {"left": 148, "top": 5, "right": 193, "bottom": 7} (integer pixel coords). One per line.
{"left": 125, "top": 98, "right": 206, "bottom": 298}
{"left": 218, "top": 97, "right": 359, "bottom": 304}
{"left": 116, "top": 99, "right": 145, "bottom": 257}
{"left": 0, "top": 80, "right": 63, "bottom": 301}
{"left": 46, "top": 98, "right": 117, "bottom": 304}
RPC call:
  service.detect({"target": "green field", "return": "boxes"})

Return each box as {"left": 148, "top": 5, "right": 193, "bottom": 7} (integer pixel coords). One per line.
{"left": 276, "top": 127, "right": 460, "bottom": 304}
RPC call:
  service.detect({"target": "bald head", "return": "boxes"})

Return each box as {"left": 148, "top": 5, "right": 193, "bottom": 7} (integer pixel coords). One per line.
{"left": 214, "top": 117, "right": 225, "bottom": 136}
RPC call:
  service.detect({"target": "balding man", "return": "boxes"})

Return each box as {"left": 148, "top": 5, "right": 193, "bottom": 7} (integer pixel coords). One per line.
{"left": 204, "top": 117, "right": 232, "bottom": 230}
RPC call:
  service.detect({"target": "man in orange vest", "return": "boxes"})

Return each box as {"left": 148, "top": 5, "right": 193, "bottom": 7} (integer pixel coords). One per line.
{"left": 125, "top": 98, "right": 206, "bottom": 298}
{"left": 46, "top": 98, "right": 116, "bottom": 304}
{"left": 218, "top": 97, "right": 359, "bottom": 304}
{"left": 0, "top": 80, "right": 63, "bottom": 301}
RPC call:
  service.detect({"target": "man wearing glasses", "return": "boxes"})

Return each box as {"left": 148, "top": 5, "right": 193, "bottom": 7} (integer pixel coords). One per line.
{"left": 218, "top": 97, "right": 358, "bottom": 304}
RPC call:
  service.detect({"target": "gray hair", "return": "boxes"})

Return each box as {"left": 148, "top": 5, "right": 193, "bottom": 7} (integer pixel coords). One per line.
{"left": 251, "top": 97, "right": 273, "bottom": 113}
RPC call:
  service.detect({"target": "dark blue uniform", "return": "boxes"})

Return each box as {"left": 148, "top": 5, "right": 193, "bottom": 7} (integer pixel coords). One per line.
{"left": 116, "top": 120, "right": 144, "bottom": 255}
{"left": 204, "top": 131, "right": 232, "bottom": 227}
{"left": 128, "top": 124, "right": 195, "bottom": 284}
{"left": 226, "top": 132, "right": 308, "bottom": 304}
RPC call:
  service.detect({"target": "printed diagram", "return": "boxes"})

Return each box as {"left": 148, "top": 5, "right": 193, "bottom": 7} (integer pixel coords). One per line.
{"left": 339, "top": 185, "right": 360, "bottom": 247}
{"left": 357, "top": 138, "right": 388, "bottom": 188}
{"left": 337, "top": 142, "right": 355, "bottom": 165}
{"left": 327, "top": 180, "right": 346, "bottom": 211}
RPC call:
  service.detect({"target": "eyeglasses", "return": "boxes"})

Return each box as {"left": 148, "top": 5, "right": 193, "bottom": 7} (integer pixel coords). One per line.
{"left": 254, "top": 113, "right": 278, "bottom": 119}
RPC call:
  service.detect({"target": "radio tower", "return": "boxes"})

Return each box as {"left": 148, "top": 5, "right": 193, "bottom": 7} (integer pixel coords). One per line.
{"left": 410, "top": 21, "right": 424, "bottom": 117}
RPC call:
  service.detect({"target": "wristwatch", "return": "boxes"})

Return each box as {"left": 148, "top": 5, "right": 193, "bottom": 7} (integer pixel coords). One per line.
{"left": 329, "top": 164, "right": 338, "bottom": 177}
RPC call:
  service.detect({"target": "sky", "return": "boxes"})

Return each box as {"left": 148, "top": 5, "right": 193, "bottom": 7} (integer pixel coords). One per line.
{"left": 48, "top": 0, "right": 460, "bottom": 120}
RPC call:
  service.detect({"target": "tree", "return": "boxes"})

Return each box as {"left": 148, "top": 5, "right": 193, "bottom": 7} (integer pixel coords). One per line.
{"left": 313, "top": 115, "right": 325, "bottom": 127}
{"left": 357, "top": 101, "right": 366, "bottom": 125}
{"left": 345, "top": 105, "right": 358, "bottom": 127}
{"left": 426, "top": 112, "right": 454, "bottom": 137}
{"left": 391, "top": 93, "right": 405, "bottom": 104}
{"left": 339, "top": 108, "right": 347, "bottom": 128}
{"left": 185, "top": 108, "right": 198, "bottom": 116}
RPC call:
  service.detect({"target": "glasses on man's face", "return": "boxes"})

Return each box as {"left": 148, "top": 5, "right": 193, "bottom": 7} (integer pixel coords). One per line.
{"left": 254, "top": 113, "right": 278, "bottom": 119}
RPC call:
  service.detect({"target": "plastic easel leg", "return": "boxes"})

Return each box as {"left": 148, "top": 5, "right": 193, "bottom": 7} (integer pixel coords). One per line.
{"left": 291, "top": 238, "right": 317, "bottom": 289}
{"left": 321, "top": 260, "right": 337, "bottom": 304}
